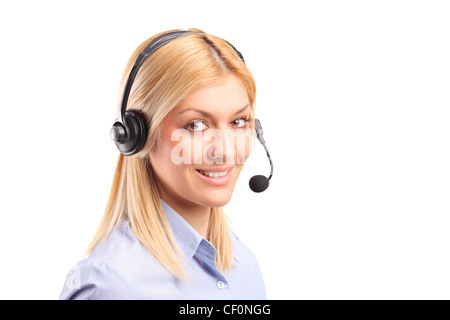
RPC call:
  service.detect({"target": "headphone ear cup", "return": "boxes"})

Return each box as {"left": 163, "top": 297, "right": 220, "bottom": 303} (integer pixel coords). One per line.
{"left": 114, "top": 110, "right": 148, "bottom": 156}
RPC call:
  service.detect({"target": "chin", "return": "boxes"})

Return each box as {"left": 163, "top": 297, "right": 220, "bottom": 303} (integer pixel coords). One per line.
{"left": 197, "top": 188, "right": 234, "bottom": 208}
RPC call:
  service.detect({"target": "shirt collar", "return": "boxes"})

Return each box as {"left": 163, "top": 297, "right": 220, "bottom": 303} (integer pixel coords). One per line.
{"left": 159, "top": 198, "right": 240, "bottom": 265}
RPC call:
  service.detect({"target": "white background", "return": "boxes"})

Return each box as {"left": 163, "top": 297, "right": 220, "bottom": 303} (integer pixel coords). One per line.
{"left": 0, "top": 0, "right": 449, "bottom": 300}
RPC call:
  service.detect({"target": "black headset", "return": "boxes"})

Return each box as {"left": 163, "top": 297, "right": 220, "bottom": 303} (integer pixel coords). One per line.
{"left": 110, "top": 30, "right": 273, "bottom": 192}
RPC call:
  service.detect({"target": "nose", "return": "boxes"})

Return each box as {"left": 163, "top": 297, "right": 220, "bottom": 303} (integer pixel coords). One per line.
{"left": 203, "top": 129, "right": 237, "bottom": 165}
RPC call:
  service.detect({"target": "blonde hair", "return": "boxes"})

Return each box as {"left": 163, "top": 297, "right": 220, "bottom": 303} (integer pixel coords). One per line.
{"left": 86, "top": 28, "right": 257, "bottom": 279}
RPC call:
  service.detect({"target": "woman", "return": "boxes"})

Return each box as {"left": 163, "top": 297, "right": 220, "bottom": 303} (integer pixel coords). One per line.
{"left": 60, "top": 28, "right": 266, "bottom": 299}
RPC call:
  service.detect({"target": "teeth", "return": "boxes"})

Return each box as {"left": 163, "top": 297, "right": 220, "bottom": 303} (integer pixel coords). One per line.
{"left": 199, "top": 170, "right": 228, "bottom": 178}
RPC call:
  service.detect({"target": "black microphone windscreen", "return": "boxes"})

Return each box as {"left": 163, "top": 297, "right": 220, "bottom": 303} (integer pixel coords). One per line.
{"left": 249, "top": 175, "right": 270, "bottom": 193}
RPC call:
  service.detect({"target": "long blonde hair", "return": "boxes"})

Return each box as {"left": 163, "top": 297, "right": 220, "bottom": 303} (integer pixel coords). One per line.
{"left": 86, "top": 28, "right": 257, "bottom": 279}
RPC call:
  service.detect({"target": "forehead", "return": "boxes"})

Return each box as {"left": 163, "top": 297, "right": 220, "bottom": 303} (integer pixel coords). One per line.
{"left": 174, "top": 74, "right": 250, "bottom": 115}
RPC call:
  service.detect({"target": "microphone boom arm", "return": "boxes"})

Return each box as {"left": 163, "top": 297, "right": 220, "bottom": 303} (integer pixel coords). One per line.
{"left": 262, "top": 142, "right": 273, "bottom": 180}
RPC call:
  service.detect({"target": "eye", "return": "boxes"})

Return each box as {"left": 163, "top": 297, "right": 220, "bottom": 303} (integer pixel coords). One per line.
{"left": 232, "top": 117, "right": 250, "bottom": 128}
{"left": 186, "top": 120, "right": 208, "bottom": 132}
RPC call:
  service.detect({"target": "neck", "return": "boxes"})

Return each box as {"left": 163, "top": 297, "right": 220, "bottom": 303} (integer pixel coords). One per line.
{"left": 161, "top": 194, "right": 211, "bottom": 238}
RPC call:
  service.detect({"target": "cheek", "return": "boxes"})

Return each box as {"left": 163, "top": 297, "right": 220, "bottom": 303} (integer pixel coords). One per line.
{"left": 150, "top": 128, "right": 191, "bottom": 178}
{"left": 235, "top": 130, "right": 252, "bottom": 164}
{"left": 180, "top": 137, "right": 201, "bottom": 166}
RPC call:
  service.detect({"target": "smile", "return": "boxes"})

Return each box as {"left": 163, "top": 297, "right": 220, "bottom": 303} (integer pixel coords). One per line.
{"left": 194, "top": 167, "right": 234, "bottom": 185}
{"left": 197, "top": 170, "right": 229, "bottom": 178}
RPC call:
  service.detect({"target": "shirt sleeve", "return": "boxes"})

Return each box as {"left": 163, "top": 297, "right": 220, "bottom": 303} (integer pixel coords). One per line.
{"left": 59, "top": 263, "right": 94, "bottom": 300}
{"left": 59, "top": 259, "right": 136, "bottom": 300}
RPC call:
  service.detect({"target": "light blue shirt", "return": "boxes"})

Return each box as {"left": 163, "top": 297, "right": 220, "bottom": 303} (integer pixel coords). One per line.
{"left": 59, "top": 199, "right": 266, "bottom": 299}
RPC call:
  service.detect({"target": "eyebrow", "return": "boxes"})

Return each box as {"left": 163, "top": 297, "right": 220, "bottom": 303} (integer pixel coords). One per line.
{"left": 178, "top": 104, "right": 250, "bottom": 117}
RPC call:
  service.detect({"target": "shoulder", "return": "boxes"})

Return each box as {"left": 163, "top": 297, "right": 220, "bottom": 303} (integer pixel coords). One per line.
{"left": 59, "top": 218, "right": 171, "bottom": 300}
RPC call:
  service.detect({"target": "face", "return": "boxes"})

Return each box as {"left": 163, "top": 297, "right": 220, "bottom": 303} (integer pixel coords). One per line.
{"left": 149, "top": 73, "right": 253, "bottom": 209}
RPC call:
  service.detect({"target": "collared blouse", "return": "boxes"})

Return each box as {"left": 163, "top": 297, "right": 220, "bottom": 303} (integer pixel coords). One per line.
{"left": 59, "top": 199, "right": 266, "bottom": 299}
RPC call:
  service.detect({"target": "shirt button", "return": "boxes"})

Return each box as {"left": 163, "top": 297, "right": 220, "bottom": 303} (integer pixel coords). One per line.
{"left": 216, "top": 280, "right": 225, "bottom": 289}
